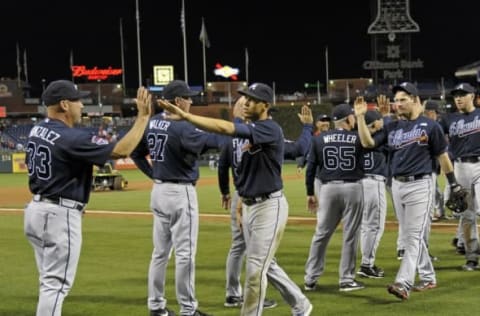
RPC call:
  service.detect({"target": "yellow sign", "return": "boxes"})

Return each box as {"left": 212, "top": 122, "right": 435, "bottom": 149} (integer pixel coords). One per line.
{"left": 12, "top": 153, "right": 28, "bottom": 173}
{"left": 153, "top": 65, "right": 174, "bottom": 85}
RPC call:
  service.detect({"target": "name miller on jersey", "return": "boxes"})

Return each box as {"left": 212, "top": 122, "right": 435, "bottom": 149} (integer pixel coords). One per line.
{"left": 323, "top": 133, "right": 357, "bottom": 144}
{"left": 29, "top": 126, "right": 61, "bottom": 145}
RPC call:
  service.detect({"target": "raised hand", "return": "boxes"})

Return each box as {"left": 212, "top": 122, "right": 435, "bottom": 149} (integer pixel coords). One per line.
{"left": 354, "top": 96, "right": 367, "bottom": 116}
{"left": 233, "top": 96, "right": 246, "bottom": 120}
{"left": 298, "top": 105, "right": 313, "bottom": 125}
{"left": 377, "top": 94, "right": 390, "bottom": 116}
{"left": 135, "top": 87, "right": 152, "bottom": 117}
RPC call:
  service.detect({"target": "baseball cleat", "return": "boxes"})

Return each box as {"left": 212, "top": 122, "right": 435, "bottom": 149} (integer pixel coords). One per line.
{"left": 396, "top": 249, "right": 405, "bottom": 260}
{"left": 339, "top": 280, "right": 365, "bottom": 292}
{"left": 303, "top": 282, "right": 317, "bottom": 291}
{"left": 224, "top": 296, "right": 242, "bottom": 307}
{"left": 293, "top": 299, "right": 313, "bottom": 316}
{"left": 263, "top": 298, "right": 277, "bottom": 309}
{"left": 357, "top": 265, "right": 385, "bottom": 278}
{"left": 224, "top": 296, "right": 277, "bottom": 309}
{"left": 387, "top": 283, "right": 409, "bottom": 300}
{"left": 462, "top": 260, "right": 479, "bottom": 271}
{"left": 412, "top": 281, "right": 437, "bottom": 292}
{"left": 192, "top": 310, "right": 212, "bottom": 316}
{"left": 150, "top": 307, "right": 176, "bottom": 316}
{"left": 456, "top": 245, "right": 466, "bottom": 255}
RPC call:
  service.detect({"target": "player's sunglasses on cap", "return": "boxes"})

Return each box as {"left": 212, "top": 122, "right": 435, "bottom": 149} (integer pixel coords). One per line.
{"left": 238, "top": 82, "right": 273, "bottom": 104}
{"left": 42, "top": 80, "right": 91, "bottom": 106}
{"left": 162, "top": 80, "right": 199, "bottom": 100}
{"left": 451, "top": 83, "right": 476, "bottom": 97}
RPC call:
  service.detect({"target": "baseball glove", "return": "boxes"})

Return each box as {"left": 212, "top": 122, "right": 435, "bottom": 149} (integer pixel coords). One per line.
{"left": 446, "top": 184, "right": 468, "bottom": 213}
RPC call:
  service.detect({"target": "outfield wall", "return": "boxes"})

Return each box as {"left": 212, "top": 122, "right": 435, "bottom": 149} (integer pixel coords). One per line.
{"left": 0, "top": 152, "right": 27, "bottom": 173}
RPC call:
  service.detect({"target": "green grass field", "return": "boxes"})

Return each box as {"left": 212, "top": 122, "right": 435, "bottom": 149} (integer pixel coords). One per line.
{"left": 1, "top": 165, "right": 479, "bottom": 316}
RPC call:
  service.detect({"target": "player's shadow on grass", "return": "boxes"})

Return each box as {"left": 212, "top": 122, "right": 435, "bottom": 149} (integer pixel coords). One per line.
{"left": 68, "top": 294, "right": 144, "bottom": 305}
{"left": 340, "top": 291, "right": 403, "bottom": 305}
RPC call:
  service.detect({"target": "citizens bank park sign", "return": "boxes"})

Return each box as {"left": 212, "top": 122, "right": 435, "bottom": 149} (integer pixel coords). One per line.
{"left": 362, "top": 59, "right": 424, "bottom": 79}
{"left": 71, "top": 65, "right": 123, "bottom": 81}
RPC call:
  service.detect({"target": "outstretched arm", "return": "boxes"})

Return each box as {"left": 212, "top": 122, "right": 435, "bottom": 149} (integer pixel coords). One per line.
{"left": 111, "top": 87, "right": 151, "bottom": 158}
{"left": 354, "top": 96, "right": 376, "bottom": 148}
{"left": 157, "top": 99, "right": 236, "bottom": 135}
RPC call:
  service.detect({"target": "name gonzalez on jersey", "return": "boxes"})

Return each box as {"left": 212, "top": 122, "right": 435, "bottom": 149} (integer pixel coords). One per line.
{"left": 29, "top": 125, "right": 60, "bottom": 145}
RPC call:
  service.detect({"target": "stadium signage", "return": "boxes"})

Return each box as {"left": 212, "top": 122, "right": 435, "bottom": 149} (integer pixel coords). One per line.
{"left": 362, "top": 59, "right": 424, "bottom": 79}
{"left": 214, "top": 63, "right": 239, "bottom": 80}
{"left": 71, "top": 65, "right": 123, "bottom": 81}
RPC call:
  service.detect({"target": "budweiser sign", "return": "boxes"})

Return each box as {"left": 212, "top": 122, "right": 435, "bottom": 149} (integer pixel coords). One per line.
{"left": 71, "top": 65, "right": 123, "bottom": 80}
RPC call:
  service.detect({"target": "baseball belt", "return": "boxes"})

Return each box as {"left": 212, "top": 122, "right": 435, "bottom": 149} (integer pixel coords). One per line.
{"left": 33, "top": 194, "right": 85, "bottom": 211}
{"left": 242, "top": 190, "right": 283, "bottom": 206}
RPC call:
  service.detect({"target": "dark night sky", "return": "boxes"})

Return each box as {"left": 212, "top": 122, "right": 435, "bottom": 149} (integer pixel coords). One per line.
{"left": 2, "top": 0, "right": 480, "bottom": 95}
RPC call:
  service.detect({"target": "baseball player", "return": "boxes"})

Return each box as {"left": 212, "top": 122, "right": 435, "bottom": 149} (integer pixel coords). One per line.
{"left": 439, "top": 83, "right": 480, "bottom": 271}
{"left": 158, "top": 82, "right": 313, "bottom": 316}
{"left": 24, "top": 80, "right": 151, "bottom": 316}
{"left": 296, "top": 113, "right": 331, "bottom": 173}
{"left": 354, "top": 82, "right": 462, "bottom": 300}
{"left": 424, "top": 100, "right": 447, "bottom": 221}
{"left": 303, "top": 103, "right": 366, "bottom": 292}
{"left": 357, "top": 109, "right": 388, "bottom": 279}
{"left": 219, "top": 96, "right": 313, "bottom": 309}
{"left": 130, "top": 80, "right": 223, "bottom": 316}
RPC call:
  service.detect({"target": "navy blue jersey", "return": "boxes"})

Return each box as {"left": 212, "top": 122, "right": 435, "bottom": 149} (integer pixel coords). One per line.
{"left": 283, "top": 123, "right": 313, "bottom": 160}
{"left": 439, "top": 108, "right": 480, "bottom": 159}
{"left": 363, "top": 132, "right": 388, "bottom": 177}
{"left": 218, "top": 122, "right": 311, "bottom": 196}
{"left": 131, "top": 113, "right": 222, "bottom": 183}
{"left": 373, "top": 116, "right": 447, "bottom": 176}
{"left": 305, "top": 129, "right": 364, "bottom": 195}
{"left": 233, "top": 119, "right": 284, "bottom": 198}
{"left": 217, "top": 139, "right": 233, "bottom": 195}
{"left": 26, "top": 118, "right": 115, "bottom": 203}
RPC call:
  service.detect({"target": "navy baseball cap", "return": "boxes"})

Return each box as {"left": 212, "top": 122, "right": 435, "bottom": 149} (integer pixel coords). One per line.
{"left": 392, "top": 82, "right": 418, "bottom": 96}
{"left": 332, "top": 103, "right": 354, "bottom": 121}
{"left": 42, "top": 80, "right": 90, "bottom": 106}
{"left": 424, "top": 100, "right": 440, "bottom": 112}
{"left": 238, "top": 82, "right": 273, "bottom": 103}
{"left": 162, "top": 80, "right": 199, "bottom": 99}
{"left": 316, "top": 114, "right": 331, "bottom": 122}
{"left": 365, "top": 110, "right": 382, "bottom": 125}
{"left": 451, "top": 83, "right": 476, "bottom": 95}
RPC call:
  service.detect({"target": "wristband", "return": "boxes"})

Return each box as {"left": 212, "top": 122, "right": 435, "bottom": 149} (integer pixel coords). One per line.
{"left": 446, "top": 172, "right": 457, "bottom": 186}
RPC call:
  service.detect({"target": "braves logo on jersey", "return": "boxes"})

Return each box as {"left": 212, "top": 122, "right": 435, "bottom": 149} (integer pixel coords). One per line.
{"left": 91, "top": 135, "right": 109, "bottom": 145}
{"left": 389, "top": 125, "right": 428, "bottom": 149}
{"left": 449, "top": 115, "right": 480, "bottom": 137}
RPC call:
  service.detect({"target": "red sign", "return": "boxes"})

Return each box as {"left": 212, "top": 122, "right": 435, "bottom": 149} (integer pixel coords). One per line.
{"left": 214, "top": 63, "right": 239, "bottom": 80}
{"left": 0, "top": 106, "right": 6, "bottom": 118}
{"left": 71, "top": 65, "right": 123, "bottom": 81}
